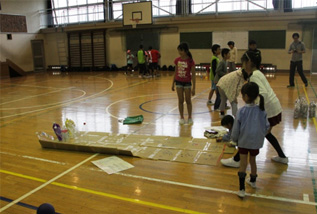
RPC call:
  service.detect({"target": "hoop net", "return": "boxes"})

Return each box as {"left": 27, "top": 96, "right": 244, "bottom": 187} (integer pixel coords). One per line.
{"left": 131, "top": 18, "right": 140, "bottom": 28}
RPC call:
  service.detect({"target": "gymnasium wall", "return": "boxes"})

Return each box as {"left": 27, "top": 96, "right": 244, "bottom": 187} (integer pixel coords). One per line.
{"left": 1, "top": 0, "right": 316, "bottom": 72}
{"left": 0, "top": 0, "right": 46, "bottom": 72}
{"left": 105, "top": 12, "right": 315, "bottom": 71}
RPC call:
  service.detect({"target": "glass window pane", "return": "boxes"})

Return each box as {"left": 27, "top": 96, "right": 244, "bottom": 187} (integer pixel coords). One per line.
{"left": 78, "top": 6, "right": 87, "bottom": 22}
{"left": 77, "top": 0, "right": 87, "bottom": 6}
{"left": 88, "top": 0, "right": 104, "bottom": 3}
{"left": 68, "top": 0, "right": 78, "bottom": 7}
{"left": 53, "top": 0, "right": 67, "bottom": 8}
{"left": 88, "top": 5, "right": 104, "bottom": 21}
{"left": 113, "top": 3, "right": 123, "bottom": 19}
{"left": 192, "top": 0, "right": 216, "bottom": 14}
{"left": 293, "top": 0, "right": 317, "bottom": 8}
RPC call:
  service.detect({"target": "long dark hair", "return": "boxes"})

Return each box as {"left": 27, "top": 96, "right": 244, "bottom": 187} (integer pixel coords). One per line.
{"left": 241, "top": 51, "right": 261, "bottom": 69}
{"left": 241, "top": 82, "right": 265, "bottom": 111}
{"left": 178, "top": 43, "right": 193, "bottom": 60}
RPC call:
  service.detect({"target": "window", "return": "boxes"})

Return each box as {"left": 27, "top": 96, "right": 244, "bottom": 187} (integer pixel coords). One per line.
{"left": 192, "top": 0, "right": 216, "bottom": 14}
{"left": 51, "top": 0, "right": 104, "bottom": 26}
{"left": 152, "top": 0, "right": 176, "bottom": 17}
{"left": 292, "top": 0, "right": 317, "bottom": 9}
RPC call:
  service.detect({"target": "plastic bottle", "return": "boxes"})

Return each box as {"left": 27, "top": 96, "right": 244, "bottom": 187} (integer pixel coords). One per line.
{"left": 53, "top": 123, "right": 62, "bottom": 141}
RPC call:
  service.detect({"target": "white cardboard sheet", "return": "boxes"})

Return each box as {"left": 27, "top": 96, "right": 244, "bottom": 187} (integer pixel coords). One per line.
{"left": 92, "top": 156, "right": 134, "bottom": 174}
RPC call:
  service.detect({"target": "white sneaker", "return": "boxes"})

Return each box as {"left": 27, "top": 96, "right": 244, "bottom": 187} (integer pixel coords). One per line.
{"left": 237, "top": 190, "right": 245, "bottom": 198}
{"left": 271, "top": 156, "right": 289, "bottom": 164}
{"left": 188, "top": 118, "right": 193, "bottom": 125}
{"left": 220, "top": 157, "right": 240, "bottom": 168}
{"left": 246, "top": 179, "right": 256, "bottom": 189}
{"left": 207, "top": 100, "right": 214, "bottom": 105}
{"left": 179, "top": 119, "right": 185, "bottom": 125}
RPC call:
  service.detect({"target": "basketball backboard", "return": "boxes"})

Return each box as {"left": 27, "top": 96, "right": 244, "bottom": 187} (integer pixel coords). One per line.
{"left": 123, "top": 1, "right": 153, "bottom": 28}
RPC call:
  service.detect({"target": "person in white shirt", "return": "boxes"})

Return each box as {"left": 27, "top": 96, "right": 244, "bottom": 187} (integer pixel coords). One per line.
{"left": 227, "top": 41, "right": 238, "bottom": 73}
{"left": 221, "top": 51, "right": 288, "bottom": 168}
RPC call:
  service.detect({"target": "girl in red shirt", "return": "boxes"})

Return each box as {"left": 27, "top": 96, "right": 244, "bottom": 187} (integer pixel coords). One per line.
{"left": 171, "top": 43, "right": 196, "bottom": 125}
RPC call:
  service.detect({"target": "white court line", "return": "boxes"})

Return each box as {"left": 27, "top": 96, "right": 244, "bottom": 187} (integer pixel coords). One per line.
{"left": 1, "top": 151, "right": 316, "bottom": 206}
{"left": 0, "top": 151, "right": 66, "bottom": 165}
{"left": 303, "top": 194, "right": 310, "bottom": 202}
{"left": 0, "top": 153, "right": 99, "bottom": 213}
{"left": 0, "top": 83, "right": 71, "bottom": 90}
{"left": 0, "top": 88, "right": 87, "bottom": 110}
{"left": 115, "top": 172, "right": 317, "bottom": 206}
{"left": 0, "top": 77, "right": 113, "bottom": 119}
{"left": 0, "top": 87, "right": 75, "bottom": 106}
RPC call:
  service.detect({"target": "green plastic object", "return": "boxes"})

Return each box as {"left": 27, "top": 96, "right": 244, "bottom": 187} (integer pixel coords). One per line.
{"left": 123, "top": 115, "right": 144, "bottom": 125}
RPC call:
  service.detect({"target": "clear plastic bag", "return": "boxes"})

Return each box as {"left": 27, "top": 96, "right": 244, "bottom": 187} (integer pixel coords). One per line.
{"left": 309, "top": 101, "right": 316, "bottom": 118}
{"left": 300, "top": 97, "right": 308, "bottom": 118}
{"left": 294, "top": 98, "right": 301, "bottom": 119}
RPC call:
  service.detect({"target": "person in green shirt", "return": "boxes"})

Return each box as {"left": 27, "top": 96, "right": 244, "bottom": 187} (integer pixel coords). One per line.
{"left": 137, "top": 45, "right": 147, "bottom": 78}
{"left": 207, "top": 44, "right": 221, "bottom": 105}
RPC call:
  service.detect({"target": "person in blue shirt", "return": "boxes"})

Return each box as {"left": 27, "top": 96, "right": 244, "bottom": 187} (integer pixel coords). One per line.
{"left": 232, "top": 82, "right": 270, "bottom": 198}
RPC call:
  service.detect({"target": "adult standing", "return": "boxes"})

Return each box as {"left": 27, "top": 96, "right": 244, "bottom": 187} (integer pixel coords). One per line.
{"left": 287, "top": 33, "right": 308, "bottom": 88}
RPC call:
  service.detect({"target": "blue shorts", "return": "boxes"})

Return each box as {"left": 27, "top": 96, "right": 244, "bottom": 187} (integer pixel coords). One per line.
{"left": 175, "top": 81, "right": 192, "bottom": 89}
{"left": 211, "top": 80, "right": 216, "bottom": 90}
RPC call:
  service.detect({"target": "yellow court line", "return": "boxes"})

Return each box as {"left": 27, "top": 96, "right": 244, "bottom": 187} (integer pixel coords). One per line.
{"left": 0, "top": 169, "right": 207, "bottom": 214}
{"left": 303, "top": 85, "right": 317, "bottom": 133}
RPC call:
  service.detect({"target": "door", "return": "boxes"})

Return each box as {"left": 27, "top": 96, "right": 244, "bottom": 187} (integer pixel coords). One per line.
{"left": 31, "top": 40, "right": 46, "bottom": 71}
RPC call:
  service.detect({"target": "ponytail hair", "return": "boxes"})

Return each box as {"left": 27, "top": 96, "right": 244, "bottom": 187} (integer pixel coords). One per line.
{"left": 178, "top": 43, "right": 192, "bottom": 60}
{"left": 241, "top": 51, "right": 262, "bottom": 69}
{"left": 259, "top": 94, "right": 265, "bottom": 111}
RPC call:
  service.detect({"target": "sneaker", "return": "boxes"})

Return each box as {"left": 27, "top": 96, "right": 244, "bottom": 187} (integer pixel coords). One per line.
{"left": 207, "top": 100, "right": 214, "bottom": 105}
{"left": 188, "top": 118, "right": 193, "bottom": 125}
{"left": 287, "top": 85, "right": 295, "bottom": 88}
{"left": 220, "top": 157, "right": 240, "bottom": 168}
{"left": 179, "top": 119, "right": 185, "bottom": 125}
{"left": 214, "top": 109, "right": 221, "bottom": 112}
{"left": 225, "top": 106, "right": 231, "bottom": 110}
{"left": 246, "top": 179, "right": 256, "bottom": 189}
{"left": 237, "top": 190, "right": 245, "bottom": 198}
{"left": 271, "top": 156, "right": 288, "bottom": 164}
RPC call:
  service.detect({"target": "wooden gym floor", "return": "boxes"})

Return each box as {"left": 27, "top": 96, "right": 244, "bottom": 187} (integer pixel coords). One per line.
{"left": 0, "top": 70, "right": 316, "bottom": 214}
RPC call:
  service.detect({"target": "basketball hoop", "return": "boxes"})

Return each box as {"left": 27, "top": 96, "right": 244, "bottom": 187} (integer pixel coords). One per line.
{"left": 131, "top": 18, "right": 140, "bottom": 29}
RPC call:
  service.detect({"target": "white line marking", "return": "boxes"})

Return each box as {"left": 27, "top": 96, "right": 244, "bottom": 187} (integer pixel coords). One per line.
{"left": 115, "top": 172, "right": 317, "bottom": 206}
{"left": 0, "top": 78, "right": 113, "bottom": 119}
{"left": 2, "top": 151, "right": 316, "bottom": 206}
{"left": 1, "top": 88, "right": 86, "bottom": 110}
{"left": 0, "top": 151, "right": 66, "bottom": 165}
{"left": 0, "top": 153, "right": 99, "bottom": 212}
{"left": 303, "top": 193, "right": 310, "bottom": 202}
{"left": 0, "top": 87, "right": 75, "bottom": 106}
